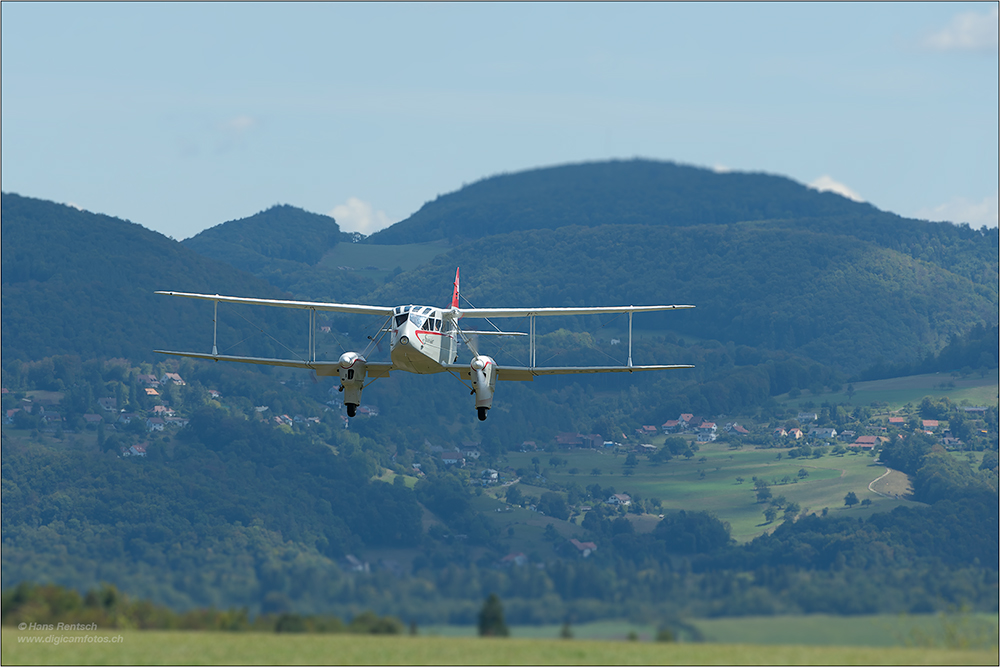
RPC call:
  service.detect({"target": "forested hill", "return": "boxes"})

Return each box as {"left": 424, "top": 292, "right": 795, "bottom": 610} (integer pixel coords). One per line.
{"left": 366, "top": 159, "right": 878, "bottom": 244}
{"left": 366, "top": 223, "right": 997, "bottom": 372}
{"left": 182, "top": 205, "right": 375, "bottom": 301}
{"left": 1, "top": 193, "right": 303, "bottom": 362}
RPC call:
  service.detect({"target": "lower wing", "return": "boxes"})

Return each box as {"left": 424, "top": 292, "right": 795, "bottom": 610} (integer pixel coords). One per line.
{"left": 154, "top": 350, "right": 393, "bottom": 378}
{"left": 444, "top": 363, "right": 694, "bottom": 381}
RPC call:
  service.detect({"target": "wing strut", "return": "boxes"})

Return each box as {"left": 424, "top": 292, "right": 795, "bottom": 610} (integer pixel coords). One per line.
{"left": 628, "top": 310, "right": 633, "bottom": 368}
{"left": 213, "top": 298, "right": 219, "bottom": 355}
{"left": 530, "top": 315, "right": 536, "bottom": 369}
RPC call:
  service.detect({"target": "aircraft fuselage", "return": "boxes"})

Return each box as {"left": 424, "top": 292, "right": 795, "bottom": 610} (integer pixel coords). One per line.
{"left": 389, "top": 304, "right": 459, "bottom": 374}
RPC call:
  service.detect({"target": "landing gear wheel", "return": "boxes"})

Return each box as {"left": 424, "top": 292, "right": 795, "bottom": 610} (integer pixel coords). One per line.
{"left": 477, "top": 407, "right": 488, "bottom": 421}
{"left": 347, "top": 404, "right": 357, "bottom": 417}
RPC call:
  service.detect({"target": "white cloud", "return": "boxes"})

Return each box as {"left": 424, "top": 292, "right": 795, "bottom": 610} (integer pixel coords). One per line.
{"left": 223, "top": 115, "right": 256, "bottom": 133}
{"left": 808, "top": 175, "right": 864, "bottom": 202}
{"left": 922, "top": 6, "right": 998, "bottom": 52}
{"left": 712, "top": 164, "right": 731, "bottom": 173}
{"left": 914, "top": 192, "right": 999, "bottom": 229}
{"left": 329, "top": 197, "right": 394, "bottom": 235}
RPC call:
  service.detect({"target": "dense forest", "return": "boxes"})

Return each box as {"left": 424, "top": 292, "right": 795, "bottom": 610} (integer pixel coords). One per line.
{"left": 2, "top": 161, "right": 997, "bottom": 625}
{"left": 366, "top": 223, "right": 995, "bottom": 371}
{"left": 181, "top": 205, "right": 374, "bottom": 301}
{"left": 366, "top": 159, "right": 877, "bottom": 245}
{"left": 0, "top": 194, "right": 307, "bottom": 363}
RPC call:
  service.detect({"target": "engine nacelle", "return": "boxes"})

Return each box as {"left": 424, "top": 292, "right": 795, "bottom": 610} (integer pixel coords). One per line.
{"left": 470, "top": 355, "right": 497, "bottom": 420}
{"left": 338, "top": 352, "right": 367, "bottom": 416}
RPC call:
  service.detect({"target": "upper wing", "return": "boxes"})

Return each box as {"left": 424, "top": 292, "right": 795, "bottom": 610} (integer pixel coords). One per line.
{"left": 154, "top": 350, "right": 393, "bottom": 378}
{"left": 457, "top": 304, "right": 694, "bottom": 318}
{"left": 444, "top": 363, "right": 694, "bottom": 381}
{"left": 155, "top": 291, "right": 395, "bottom": 317}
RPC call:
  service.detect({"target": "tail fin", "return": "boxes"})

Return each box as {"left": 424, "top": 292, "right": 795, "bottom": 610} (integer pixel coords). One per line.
{"left": 451, "top": 267, "right": 460, "bottom": 309}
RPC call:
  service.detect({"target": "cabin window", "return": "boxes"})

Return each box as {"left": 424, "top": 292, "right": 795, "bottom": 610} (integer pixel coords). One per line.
{"left": 394, "top": 314, "right": 408, "bottom": 327}
{"left": 410, "top": 312, "right": 427, "bottom": 329}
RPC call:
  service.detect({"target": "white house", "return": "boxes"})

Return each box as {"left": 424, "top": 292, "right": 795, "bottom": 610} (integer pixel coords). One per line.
{"left": 607, "top": 493, "right": 632, "bottom": 506}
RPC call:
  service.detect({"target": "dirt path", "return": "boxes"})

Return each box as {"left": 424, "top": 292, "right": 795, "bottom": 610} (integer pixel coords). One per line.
{"left": 869, "top": 467, "right": 914, "bottom": 499}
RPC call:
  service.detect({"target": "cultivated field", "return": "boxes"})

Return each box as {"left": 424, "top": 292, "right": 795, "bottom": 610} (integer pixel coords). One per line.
{"left": 786, "top": 369, "right": 999, "bottom": 411}
{"left": 494, "top": 439, "right": 914, "bottom": 543}
{"left": 3, "top": 628, "right": 996, "bottom": 665}
{"left": 320, "top": 241, "right": 451, "bottom": 282}
{"left": 424, "top": 612, "right": 1000, "bottom": 647}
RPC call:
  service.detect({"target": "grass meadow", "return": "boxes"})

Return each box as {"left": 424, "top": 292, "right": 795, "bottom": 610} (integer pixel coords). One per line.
{"left": 3, "top": 627, "right": 997, "bottom": 666}
{"left": 320, "top": 240, "right": 451, "bottom": 282}
{"left": 495, "top": 439, "right": 910, "bottom": 543}
{"left": 786, "top": 369, "right": 999, "bottom": 411}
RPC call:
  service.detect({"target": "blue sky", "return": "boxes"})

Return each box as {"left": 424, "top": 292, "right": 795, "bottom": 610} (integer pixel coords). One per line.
{"left": 2, "top": 2, "right": 997, "bottom": 239}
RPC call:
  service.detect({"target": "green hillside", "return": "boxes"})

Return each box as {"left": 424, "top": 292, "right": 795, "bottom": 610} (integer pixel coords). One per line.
{"left": 365, "top": 223, "right": 996, "bottom": 372}
{"left": 1, "top": 181, "right": 996, "bottom": 630}
{"left": 366, "top": 159, "right": 876, "bottom": 245}
{"left": 0, "top": 194, "right": 308, "bottom": 363}
{"left": 182, "top": 205, "right": 377, "bottom": 301}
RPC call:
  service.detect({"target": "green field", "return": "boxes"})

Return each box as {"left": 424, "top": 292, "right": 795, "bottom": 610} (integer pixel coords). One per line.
{"left": 425, "top": 613, "right": 999, "bottom": 647}
{"left": 3, "top": 629, "right": 995, "bottom": 665}
{"left": 496, "top": 439, "right": 914, "bottom": 543}
{"left": 785, "top": 370, "right": 999, "bottom": 411}
{"left": 320, "top": 240, "right": 451, "bottom": 282}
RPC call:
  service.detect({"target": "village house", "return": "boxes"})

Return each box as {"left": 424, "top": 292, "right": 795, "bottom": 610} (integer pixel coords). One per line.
{"left": 888, "top": 416, "right": 906, "bottom": 428}
{"left": 921, "top": 420, "right": 940, "bottom": 433}
{"left": 773, "top": 427, "right": 787, "bottom": 438}
{"left": 788, "top": 428, "right": 803, "bottom": 439}
{"left": 4, "top": 409, "right": 20, "bottom": 424}
{"left": 440, "top": 452, "right": 465, "bottom": 467}
{"left": 570, "top": 538, "right": 597, "bottom": 558}
{"left": 98, "top": 397, "right": 117, "bottom": 412}
{"left": 678, "top": 414, "right": 694, "bottom": 428}
{"left": 661, "top": 419, "right": 680, "bottom": 433}
{"left": 607, "top": 493, "right": 631, "bottom": 506}
{"left": 851, "top": 435, "right": 878, "bottom": 449}
{"left": 500, "top": 552, "right": 529, "bottom": 567}
{"left": 519, "top": 441, "right": 537, "bottom": 452}
{"left": 798, "top": 412, "right": 819, "bottom": 422}
{"left": 117, "top": 413, "right": 136, "bottom": 425}
{"left": 144, "top": 388, "right": 159, "bottom": 397}
{"left": 556, "top": 432, "right": 585, "bottom": 447}
{"left": 638, "top": 443, "right": 658, "bottom": 455}
{"left": 137, "top": 374, "right": 159, "bottom": 387}
{"left": 343, "top": 555, "right": 370, "bottom": 573}
{"left": 696, "top": 431, "right": 717, "bottom": 443}
{"left": 121, "top": 443, "right": 148, "bottom": 457}
{"left": 481, "top": 469, "right": 499, "bottom": 484}
{"left": 697, "top": 421, "right": 717, "bottom": 434}
{"left": 809, "top": 427, "right": 837, "bottom": 439}
{"left": 83, "top": 414, "right": 103, "bottom": 427}
{"left": 731, "top": 423, "right": 750, "bottom": 435}
{"left": 164, "top": 416, "right": 189, "bottom": 428}
{"left": 159, "top": 372, "right": 185, "bottom": 386}
{"left": 208, "top": 389, "right": 221, "bottom": 399}
{"left": 146, "top": 417, "right": 165, "bottom": 432}
{"left": 941, "top": 436, "right": 963, "bottom": 450}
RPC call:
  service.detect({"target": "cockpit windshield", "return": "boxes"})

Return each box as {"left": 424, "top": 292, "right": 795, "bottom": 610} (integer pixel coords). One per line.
{"left": 394, "top": 306, "right": 440, "bottom": 330}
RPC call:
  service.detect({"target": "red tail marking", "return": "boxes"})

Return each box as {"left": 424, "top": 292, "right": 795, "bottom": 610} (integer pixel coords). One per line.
{"left": 451, "top": 267, "right": 460, "bottom": 309}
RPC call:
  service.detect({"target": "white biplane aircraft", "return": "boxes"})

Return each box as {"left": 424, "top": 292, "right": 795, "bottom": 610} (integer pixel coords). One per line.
{"left": 156, "top": 269, "right": 694, "bottom": 421}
